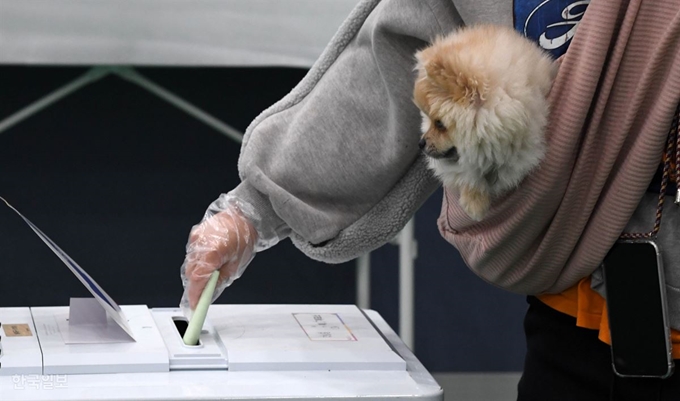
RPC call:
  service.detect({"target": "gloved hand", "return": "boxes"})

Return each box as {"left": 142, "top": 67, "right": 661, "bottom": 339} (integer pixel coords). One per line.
{"left": 179, "top": 194, "right": 258, "bottom": 315}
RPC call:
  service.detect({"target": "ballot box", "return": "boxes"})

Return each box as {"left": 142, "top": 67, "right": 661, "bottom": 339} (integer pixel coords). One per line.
{"left": 0, "top": 305, "right": 442, "bottom": 401}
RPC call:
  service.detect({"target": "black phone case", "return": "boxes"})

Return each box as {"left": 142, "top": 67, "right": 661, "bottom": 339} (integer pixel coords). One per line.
{"left": 602, "top": 239, "right": 674, "bottom": 378}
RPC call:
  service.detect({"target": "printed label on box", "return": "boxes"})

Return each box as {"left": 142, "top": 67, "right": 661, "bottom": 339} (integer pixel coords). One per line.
{"left": 3, "top": 323, "right": 33, "bottom": 337}
{"left": 293, "top": 313, "right": 357, "bottom": 341}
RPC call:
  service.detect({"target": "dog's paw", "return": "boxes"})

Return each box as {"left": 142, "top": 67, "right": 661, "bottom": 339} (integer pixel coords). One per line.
{"left": 459, "top": 186, "right": 491, "bottom": 221}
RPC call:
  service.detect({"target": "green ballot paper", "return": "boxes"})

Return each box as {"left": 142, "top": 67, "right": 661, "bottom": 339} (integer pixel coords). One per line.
{"left": 183, "top": 270, "right": 220, "bottom": 345}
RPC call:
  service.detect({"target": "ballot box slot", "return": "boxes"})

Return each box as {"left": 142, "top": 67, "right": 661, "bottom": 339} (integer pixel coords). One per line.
{"left": 151, "top": 308, "right": 228, "bottom": 371}
{"left": 171, "top": 317, "right": 202, "bottom": 347}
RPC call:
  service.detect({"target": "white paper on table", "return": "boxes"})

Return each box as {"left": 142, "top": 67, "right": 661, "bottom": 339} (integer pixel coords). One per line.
{"left": 57, "top": 298, "right": 134, "bottom": 343}
{"left": 1, "top": 197, "right": 135, "bottom": 341}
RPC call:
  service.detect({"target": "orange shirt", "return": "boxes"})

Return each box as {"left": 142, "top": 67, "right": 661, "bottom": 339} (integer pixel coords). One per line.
{"left": 538, "top": 278, "right": 680, "bottom": 359}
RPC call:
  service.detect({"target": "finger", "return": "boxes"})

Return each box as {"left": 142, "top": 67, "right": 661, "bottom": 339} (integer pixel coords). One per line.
{"left": 187, "top": 272, "right": 210, "bottom": 310}
{"left": 188, "top": 228, "right": 200, "bottom": 245}
{"left": 218, "top": 259, "right": 241, "bottom": 285}
{"left": 186, "top": 259, "right": 219, "bottom": 309}
{"left": 187, "top": 222, "right": 206, "bottom": 248}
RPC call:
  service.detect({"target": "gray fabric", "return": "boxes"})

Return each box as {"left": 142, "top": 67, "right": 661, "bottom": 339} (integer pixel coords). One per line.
{"left": 233, "top": 0, "right": 512, "bottom": 262}
{"left": 453, "top": 0, "right": 512, "bottom": 26}
{"left": 591, "top": 192, "right": 680, "bottom": 331}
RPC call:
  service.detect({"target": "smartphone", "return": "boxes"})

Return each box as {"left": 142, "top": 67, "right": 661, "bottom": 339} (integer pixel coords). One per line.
{"left": 602, "top": 239, "right": 674, "bottom": 378}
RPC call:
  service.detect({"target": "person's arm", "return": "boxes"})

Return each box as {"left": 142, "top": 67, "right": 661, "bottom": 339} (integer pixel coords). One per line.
{"left": 180, "top": 0, "right": 465, "bottom": 310}
{"left": 235, "top": 0, "right": 463, "bottom": 245}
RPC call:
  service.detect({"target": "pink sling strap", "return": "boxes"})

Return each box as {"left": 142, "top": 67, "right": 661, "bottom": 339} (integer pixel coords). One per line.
{"left": 440, "top": 0, "right": 680, "bottom": 294}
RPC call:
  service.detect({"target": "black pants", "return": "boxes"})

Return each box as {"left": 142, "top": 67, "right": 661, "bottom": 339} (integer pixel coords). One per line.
{"left": 517, "top": 296, "right": 680, "bottom": 401}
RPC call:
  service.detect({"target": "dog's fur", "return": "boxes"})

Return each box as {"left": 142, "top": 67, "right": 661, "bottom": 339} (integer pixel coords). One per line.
{"left": 413, "top": 24, "right": 557, "bottom": 221}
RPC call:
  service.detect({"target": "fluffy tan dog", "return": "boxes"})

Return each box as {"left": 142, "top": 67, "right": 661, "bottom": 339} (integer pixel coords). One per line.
{"left": 413, "top": 24, "right": 557, "bottom": 221}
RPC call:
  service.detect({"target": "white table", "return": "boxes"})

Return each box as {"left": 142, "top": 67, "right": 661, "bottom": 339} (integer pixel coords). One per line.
{"left": 0, "top": 308, "right": 442, "bottom": 401}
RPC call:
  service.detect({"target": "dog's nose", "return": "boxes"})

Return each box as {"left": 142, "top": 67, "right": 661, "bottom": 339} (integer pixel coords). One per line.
{"left": 418, "top": 138, "right": 426, "bottom": 150}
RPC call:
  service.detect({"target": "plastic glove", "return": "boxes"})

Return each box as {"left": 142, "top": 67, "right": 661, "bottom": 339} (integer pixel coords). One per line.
{"left": 179, "top": 194, "right": 259, "bottom": 316}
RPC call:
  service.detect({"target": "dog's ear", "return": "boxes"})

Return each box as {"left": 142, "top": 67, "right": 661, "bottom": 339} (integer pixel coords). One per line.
{"left": 416, "top": 46, "right": 488, "bottom": 107}
{"left": 415, "top": 48, "right": 450, "bottom": 88}
{"left": 457, "top": 72, "right": 489, "bottom": 107}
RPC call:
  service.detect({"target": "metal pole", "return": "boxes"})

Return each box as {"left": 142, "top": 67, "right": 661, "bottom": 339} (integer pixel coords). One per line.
{"left": 356, "top": 253, "right": 371, "bottom": 309}
{"left": 0, "top": 67, "right": 111, "bottom": 135}
{"left": 399, "top": 217, "right": 416, "bottom": 350}
{"left": 112, "top": 67, "right": 244, "bottom": 144}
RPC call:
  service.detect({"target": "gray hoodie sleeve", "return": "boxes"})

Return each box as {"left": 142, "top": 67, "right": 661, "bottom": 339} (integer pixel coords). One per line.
{"left": 230, "top": 0, "right": 465, "bottom": 263}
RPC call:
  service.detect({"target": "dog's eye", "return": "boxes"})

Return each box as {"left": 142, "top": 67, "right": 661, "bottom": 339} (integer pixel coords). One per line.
{"left": 434, "top": 120, "right": 446, "bottom": 131}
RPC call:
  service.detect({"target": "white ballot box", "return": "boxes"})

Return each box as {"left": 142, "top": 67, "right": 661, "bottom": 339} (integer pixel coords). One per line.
{"left": 0, "top": 305, "right": 442, "bottom": 401}
{"left": 0, "top": 200, "right": 442, "bottom": 401}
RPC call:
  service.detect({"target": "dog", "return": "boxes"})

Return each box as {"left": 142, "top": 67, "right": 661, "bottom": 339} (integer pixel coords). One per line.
{"left": 413, "top": 24, "right": 557, "bottom": 221}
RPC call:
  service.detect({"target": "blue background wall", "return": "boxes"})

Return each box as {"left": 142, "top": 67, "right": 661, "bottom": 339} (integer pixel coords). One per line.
{"left": 0, "top": 66, "right": 528, "bottom": 372}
